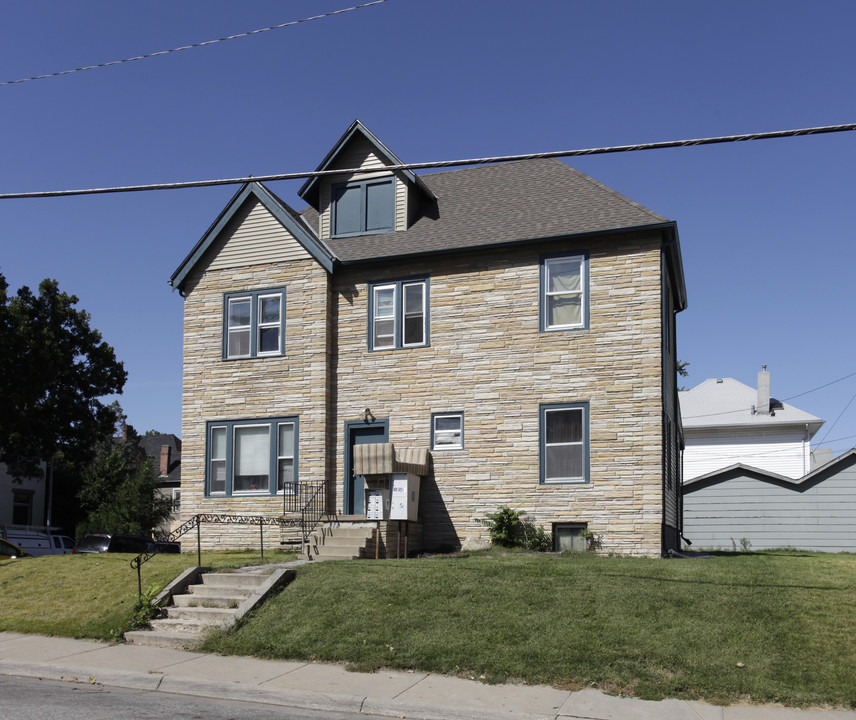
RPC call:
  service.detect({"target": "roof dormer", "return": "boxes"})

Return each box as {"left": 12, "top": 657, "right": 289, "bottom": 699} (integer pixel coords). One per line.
{"left": 298, "top": 120, "right": 435, "bottom": 241}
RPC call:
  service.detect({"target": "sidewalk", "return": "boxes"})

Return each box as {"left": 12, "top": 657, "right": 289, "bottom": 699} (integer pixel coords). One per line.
{"left": 1, "top": 632, "right": 853, "bottom": 720}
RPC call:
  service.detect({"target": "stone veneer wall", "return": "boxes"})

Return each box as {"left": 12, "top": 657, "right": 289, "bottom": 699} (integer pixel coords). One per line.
{"left": 332, "top": 232, "right": 666, "bottom": 556}
{"left": 179, "top": 258, "right": 331, "bottom": 549}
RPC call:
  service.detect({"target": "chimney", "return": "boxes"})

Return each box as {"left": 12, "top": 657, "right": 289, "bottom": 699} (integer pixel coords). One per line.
{"left": 757, "top": 365, "right": 771, "bottom": 415}
{"left": 159, "top": 445, "right": 171, "bottom": 476}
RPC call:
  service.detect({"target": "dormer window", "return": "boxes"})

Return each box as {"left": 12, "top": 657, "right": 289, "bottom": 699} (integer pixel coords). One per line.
{"left": 332, "top": 178, "right": 394, "bottom": 237}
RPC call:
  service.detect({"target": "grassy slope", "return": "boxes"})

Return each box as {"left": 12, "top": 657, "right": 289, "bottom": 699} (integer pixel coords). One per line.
{"left": 0, "top": 550, "right": 294, "bottom": 640}
{"left": 2, "top": 550, "right": 854, "bottom": 707}
{"left": 202, "top": 551, "right": 856, "bottom": 708}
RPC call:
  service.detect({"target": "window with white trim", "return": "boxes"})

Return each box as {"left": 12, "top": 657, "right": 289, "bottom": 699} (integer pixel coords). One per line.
{"left": 206, "top": 418, "right": 298, "bottom": 496}
{"left": 332, "top": 178, "right": 394, "bottom": 237}
{"left": 432, "top": 413, "right": 463, "bottom": 451}
{"left": 542, "top": 254, "right": 587, "bottom": 331}
{"left": 369, "top": 278, "right": 428, "bottom": 350}
{"left": 540, "top": 402, "right": 589, "bottom": 484}
{"left": 224, "top": 288, "right": 285, "bottom": 359}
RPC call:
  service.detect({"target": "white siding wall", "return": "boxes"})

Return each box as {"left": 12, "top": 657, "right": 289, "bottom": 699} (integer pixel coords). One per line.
{"left": 683, "top": 426, "right": 810, "bottom": 480}
{"left": 684, "top": 456, "right": 856, "bottom": 551}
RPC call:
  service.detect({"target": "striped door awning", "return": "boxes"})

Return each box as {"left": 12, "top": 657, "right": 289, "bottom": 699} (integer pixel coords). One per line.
{"left": 354, "top": 443, "right": 430, "bottom": 476}
{"left": 354, "top": 443, "right": 395, "bottom": 475}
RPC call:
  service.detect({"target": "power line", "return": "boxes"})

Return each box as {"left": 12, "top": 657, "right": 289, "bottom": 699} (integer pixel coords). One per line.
{"left": 0, "top": 1, "right": 388, "bottom": 88}
{"left": 2, "top": 122, "right": 856, "bottom": 200}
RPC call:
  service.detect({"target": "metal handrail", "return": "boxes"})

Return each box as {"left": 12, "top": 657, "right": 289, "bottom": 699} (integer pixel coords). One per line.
{"left": 129, "top": 513, "right": 300, "bottom": 595}
{"left": 298, "top": 481, "right": 327, "bottom": 554}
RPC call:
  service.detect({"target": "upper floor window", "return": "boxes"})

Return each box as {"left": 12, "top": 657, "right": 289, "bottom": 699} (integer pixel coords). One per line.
{"left": 207, "top": 417, "right": 297, "bottom": 496}
{"left": 369, "top": 278, "right": 429, "bottom": 351}
{"left": 332, "top": 178, "right": 394, "bottom": 237}
{"left": 223, "top": 288, "right": 285, "bottom": 360}
{"left": 540, "top": 402, "right": 589, "bottom": 484}
{"left": 541, "top": 254, "right": 588, "bottom": 331}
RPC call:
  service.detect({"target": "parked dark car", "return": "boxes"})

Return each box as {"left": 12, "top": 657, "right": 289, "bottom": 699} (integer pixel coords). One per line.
{"left": 74, "top": 533, "right": 153, "bottom": 554}
{"left": 154, "top": 541, "right": 180, "bottom": 554}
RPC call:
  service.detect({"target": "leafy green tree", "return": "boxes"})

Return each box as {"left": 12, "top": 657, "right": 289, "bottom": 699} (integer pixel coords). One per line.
{"left": 0, "top": 272, "right": 126, "bottom": 479}
{"left": 76, "top": 424, "right": 173, "bottom": 540}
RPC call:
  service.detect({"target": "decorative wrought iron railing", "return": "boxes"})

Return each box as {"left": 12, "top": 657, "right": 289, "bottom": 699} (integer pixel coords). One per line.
{"left": 129, "top": 481, "right": 328, "bottom": 595}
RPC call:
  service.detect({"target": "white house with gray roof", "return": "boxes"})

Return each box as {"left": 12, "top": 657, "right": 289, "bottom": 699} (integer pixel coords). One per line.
{"left": 680, "top": 367, "right": 824, "bottom": 481}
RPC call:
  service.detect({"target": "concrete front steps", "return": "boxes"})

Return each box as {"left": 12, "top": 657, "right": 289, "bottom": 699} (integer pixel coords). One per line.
{"left": 125, "top": 566, "right": 293, "bottom": 650}
{"left": 301, "top": 522, "right": 377, "bottom": 561}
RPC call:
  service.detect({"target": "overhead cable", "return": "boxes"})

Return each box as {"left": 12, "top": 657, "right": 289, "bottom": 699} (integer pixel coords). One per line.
{"left": 2, "top": 122, "right": 856, "bottom": 200}
{"left": 681, "top": 367, "right": 856, "bottom": 422}
{"left": 0, "top": 0, "right": 388, "bottom": 87}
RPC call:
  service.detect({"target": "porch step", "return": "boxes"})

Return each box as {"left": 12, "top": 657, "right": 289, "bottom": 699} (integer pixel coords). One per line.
{"left": 125, "top": 567, "right": 293, "bottom": 650}
{"left": 301, "top": 524, "right": 375, "bottom": 562}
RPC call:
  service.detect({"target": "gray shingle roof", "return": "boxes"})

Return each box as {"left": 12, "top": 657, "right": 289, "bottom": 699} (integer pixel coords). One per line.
{"left": 300, "top": 158, "right": 670, "bottom": 263}
{"left": 679, "top": 378, "right": 824, "bottom": 431}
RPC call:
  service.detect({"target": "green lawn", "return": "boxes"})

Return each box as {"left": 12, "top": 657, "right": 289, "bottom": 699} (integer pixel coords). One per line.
{"left": 0, "top": 549, "right": 295, "bottom": 640}
{"left": 2, "top": 549, "right": 855, "bottom": 708}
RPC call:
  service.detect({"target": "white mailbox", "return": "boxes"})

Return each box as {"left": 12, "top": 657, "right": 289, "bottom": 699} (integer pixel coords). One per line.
{"left": 389, "top": 473, "right": 420, "bottom": 521}
{"left": 365, "top": 488, "right": 388, "bottom": 520}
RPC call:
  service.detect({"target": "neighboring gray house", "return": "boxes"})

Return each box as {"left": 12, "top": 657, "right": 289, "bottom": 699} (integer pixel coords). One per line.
{"left": 680, "top": 367, "right": 825, "bottom": 481}
{"left": 683, "top": 449, "right": 856, "bottom": 552}
{"left": 140, "top": 434, "right": 181, "bottom": 535}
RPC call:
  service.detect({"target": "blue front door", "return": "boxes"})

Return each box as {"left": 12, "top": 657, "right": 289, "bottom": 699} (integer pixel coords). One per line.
{"left": 345, "top": 422, "right": 388, "bottom": 515}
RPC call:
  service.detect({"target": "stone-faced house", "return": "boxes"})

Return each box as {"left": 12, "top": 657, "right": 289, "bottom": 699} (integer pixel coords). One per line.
{"left": 170, "top": 120, "right": 687, "bottom": 557}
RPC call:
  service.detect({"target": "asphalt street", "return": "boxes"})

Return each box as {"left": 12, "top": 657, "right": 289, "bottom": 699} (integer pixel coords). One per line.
{"left": 0, "top": 675, "right": 391, "bottom": 720}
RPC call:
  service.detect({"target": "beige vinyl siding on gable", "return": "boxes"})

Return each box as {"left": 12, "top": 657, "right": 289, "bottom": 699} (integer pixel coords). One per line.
{"left": 395, "top": 176, "right": 407, "bottom": 231}
{"left": 205, "top": 198, "right": 311, "bottom": 272}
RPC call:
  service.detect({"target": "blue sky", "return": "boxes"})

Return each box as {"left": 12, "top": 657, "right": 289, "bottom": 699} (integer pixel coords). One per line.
{"left": 1, "top": 0, "right": 854, "bottom": 457}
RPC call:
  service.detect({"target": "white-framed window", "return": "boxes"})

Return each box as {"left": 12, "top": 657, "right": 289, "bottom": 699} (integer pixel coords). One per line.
{"left": 432, "top": 413, "right": 464, "bottom": 451}
{"left": 205, "top": 417, "right": 298, "bottom": 496}
{"left": 223, "top": 288, "right": 285, "bottom": 359}
{"left": 541, "top": 402, "right": 589, "bottom": 484}
{"left": 171, "top": 488, "right": 181, "bottom": 512}
{"left": 277, "top": 422, "right": 296, "bottom": 494}
{"left": 369, "top": 278, "right": 428, "bottom": 350}
{"left": 542, "top": 254, "right": 587, "bottom": 331}
{"left": 332, "top": 178, "right": 394, "bottom": 237}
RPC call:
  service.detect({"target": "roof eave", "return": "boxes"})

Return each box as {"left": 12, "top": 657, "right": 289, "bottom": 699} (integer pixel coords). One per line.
{"left": 336, "top": 220, "right": 681, "bottom": 268}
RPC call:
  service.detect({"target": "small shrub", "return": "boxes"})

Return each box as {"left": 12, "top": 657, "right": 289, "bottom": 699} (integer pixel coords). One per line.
{"left": 580, "top": 529, "right": 602, "bottom": 551}
{"left": 129, "top": 584, "right": 164, "bottom": 630}
{"left": 480, "top": 506, "right": 527, "bottom": 548}
{"left": 524, "top": 524, "right": 552, "bottom": 552}
{"left": 480, "top": 506, "right": 551, "bottom": 551}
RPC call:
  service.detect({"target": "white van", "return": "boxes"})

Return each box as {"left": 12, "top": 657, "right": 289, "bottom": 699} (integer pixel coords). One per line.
{"left": 1, "top": 528, "right": 75, "bottom": 556}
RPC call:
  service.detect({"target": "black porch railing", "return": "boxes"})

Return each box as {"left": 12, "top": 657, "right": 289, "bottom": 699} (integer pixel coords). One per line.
{"left": 129, "top": 480, "right": 328, "bottom": 595}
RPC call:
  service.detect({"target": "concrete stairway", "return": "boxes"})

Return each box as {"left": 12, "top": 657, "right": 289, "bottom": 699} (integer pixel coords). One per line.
{"left": 125, "top": 566, "right": 293, "bottom": 650}
{"left": 301, "top": 523, "right": 376, "bottom": 561}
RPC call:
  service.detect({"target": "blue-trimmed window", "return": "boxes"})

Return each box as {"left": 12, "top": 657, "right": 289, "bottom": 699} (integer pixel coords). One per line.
{"left": 369, "top": 278, "right": 429, "bottom": 350}
{"left": 540, "top": 402, "right": 589, "bottom": 484}
{"left": 206, "top": 417, "right": 297, "bottom": 496}
{"left": 541, "top": 254, "right": 588, "bottom": 331}
{"left": 432, "top": 412, "right": 464, "bottom": 451}
{"left": 332, "top": 178, "right": 394, "bottom": 237}
{"left": 223, "top": 288, "right": 285, "bottom": 360}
